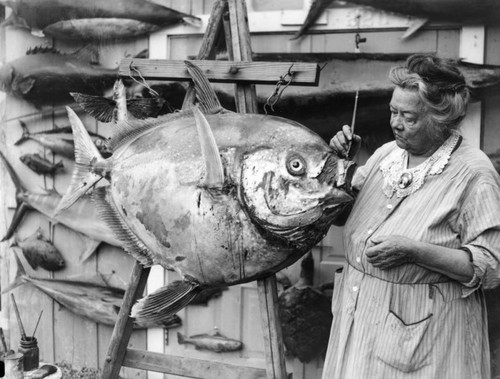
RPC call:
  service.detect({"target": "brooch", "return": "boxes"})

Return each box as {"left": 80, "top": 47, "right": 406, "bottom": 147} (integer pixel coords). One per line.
{"left": 398, "top": 172, "right": 413, "bottom": 189}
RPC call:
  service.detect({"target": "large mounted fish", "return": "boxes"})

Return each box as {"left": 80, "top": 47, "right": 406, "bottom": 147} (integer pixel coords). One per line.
{"left": 0, "top": 150, "right": 121, "bottom": 261}
{"left": 293, "top": 0, "right": 500, "bottom": 40}
{"left": 5, "top": 247, "right": 181, "bottom": 329}
{"left": 0, "top": 0, "right": 201, "bottom": 41}
{"left": 55, "top": 61, "right": 355, "bottom": 326}
{"left": 0, "top": 47, "right": 119, "bottom": 107}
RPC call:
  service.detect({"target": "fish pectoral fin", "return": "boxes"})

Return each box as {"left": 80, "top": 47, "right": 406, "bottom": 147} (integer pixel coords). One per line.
{"left": 131, "top": 280, "right": 200, "bottom": 325}
{"left": 16, "top": 77, "right": 35, "bottom": 95}
{"left": 401, "top": 18, "right": 429, "bottom": 40}
{"left": 192, "top": 105, "right": 225, "bottom": 189}
{"left": 71, "top": 92, "right": 116, "bottom": 123}
{"left": 77, "top": 236, "right": 102, "bottom": 262}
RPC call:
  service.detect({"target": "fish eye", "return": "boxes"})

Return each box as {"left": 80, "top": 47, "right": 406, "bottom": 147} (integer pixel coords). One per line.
{"left": 286, "top": 154, "right": 306, "bottom": 176}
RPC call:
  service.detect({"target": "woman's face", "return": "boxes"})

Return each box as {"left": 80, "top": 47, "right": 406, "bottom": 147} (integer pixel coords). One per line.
{"left": 389, "top": 87, "right": 442, "bottom": 157}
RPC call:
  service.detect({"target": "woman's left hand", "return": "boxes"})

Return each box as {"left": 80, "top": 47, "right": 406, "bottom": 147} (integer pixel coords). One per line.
{"left": 365, "top": 235, "right": 416, "bottom": 270}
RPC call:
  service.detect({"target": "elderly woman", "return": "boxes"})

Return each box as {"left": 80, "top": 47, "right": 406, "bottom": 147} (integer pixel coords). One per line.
{"left": 322, "top": 54, "right": 500, "bottom": 378}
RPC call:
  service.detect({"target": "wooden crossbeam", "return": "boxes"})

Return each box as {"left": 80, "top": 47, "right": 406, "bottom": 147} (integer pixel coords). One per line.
{"left": 120, "top": 58, "right": 320, "bottom": 86}
{"left": 122, "top": 348, "right": 268, "bottom": 378}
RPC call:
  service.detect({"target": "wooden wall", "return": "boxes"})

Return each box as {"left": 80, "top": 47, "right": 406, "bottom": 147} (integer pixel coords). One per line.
{"left": 1, "top": 1, "right": 499, "bottom": 379}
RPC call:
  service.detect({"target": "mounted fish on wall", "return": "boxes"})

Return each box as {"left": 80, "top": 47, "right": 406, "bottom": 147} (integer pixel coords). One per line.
{"left": 53, "top": 61, "right": 356, "bottom": 327}
{"left": 15, "top": 121, "right": 111, "bottom": 159}
{"left": 293, "top": 0, "right": 500, "bottom": 40}
{"left": 11, "top": 228, "right": 65, "bottom": 271}
{"left": 4, "top": 247, "right": 181, "bottom": 329}
{"left": 0, "top": 150, "right": 123, "bottom": 261}
{"left": 0, "top": 46, "right": 122, "bottom": 107}
{"left": 0, "top": 0, "right": 202, "bottom": 41}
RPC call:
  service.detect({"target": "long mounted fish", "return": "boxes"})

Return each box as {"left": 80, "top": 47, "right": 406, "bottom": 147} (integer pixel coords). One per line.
{"left": 0, "top": 150, "right": 121, "bottom": 261}
{"left": 55, "top": 60, "right": 356, "bottom": 326}
{"left": 293, "top": 0, "right": 500, "bottom": 40}
{"left": 0, "top": 0, "right": 202, "bottom": 41}
{"left": 5, "top": 247, "right": 181, "bottom": 329}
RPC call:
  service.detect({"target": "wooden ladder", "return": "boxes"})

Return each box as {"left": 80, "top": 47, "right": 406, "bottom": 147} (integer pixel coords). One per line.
{"left": 101, "top": 1, "right": 320, "bottom": 378}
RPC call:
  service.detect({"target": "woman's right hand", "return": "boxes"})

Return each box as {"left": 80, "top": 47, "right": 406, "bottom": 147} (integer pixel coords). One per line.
{"left": 329, "top": 125, "right": 361, "bottom": 159}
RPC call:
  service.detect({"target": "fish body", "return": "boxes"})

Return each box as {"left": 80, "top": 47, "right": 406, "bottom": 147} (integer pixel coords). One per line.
{"left": 20, "top": 153, "right": 64, "bottom": 175}
{"left": 12, "top": 228, "right": 65, "bottom": 271}
{"left": 1, "top": 0, "right": 201, "bottom": 40}
{"left": 5, "top": 248, "right": 179, "bottom": 329}
{"left": 177, "top": 329, "right": 243, "bottom": 353}
{"left": 0, "top": 47, "right": 118, "bottom": 107}
{"left": 14, "top": 121, "right": 110, "bottom": 159}
{"left": 56, "top": 61, "right": 355, "bottom": 325}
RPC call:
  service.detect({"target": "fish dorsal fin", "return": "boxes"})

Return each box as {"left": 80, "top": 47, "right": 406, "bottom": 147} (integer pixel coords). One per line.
{"left": 184, "top": 61, "right": 223, "bottom": 114}
{"left": 112, "top": 79, "right": 128, "bottom": 122}
{"left": 25, "top": 46, "right": 61, "bottom": 55}
{"left": 401, "top": 18, "right": 429, "bottom": 40}
{"left": 192, "top": 105, "right": 224, "bottom": 188}
{"left": 92, "top": 187, "right": 155, "bottom": 267}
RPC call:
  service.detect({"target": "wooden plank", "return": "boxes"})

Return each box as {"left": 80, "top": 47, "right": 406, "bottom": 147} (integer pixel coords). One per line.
{"left": 257, "top": 276, "right": 288, "bottom": 379}
{"left": 228, "top": 0, "right": 257, "bottom": 113}
{"left": 101, "top": 263, "right": 151, "bottom": 379}
{"left": 123, "top": 348, "right": 267, "bottom": 379}
{"left": 119, "top": 58, "right": 320, "bottom": 86}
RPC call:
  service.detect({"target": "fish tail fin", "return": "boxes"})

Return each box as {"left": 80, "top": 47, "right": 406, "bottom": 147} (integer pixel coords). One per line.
{"left": 0, "top": 151, "right": 32, "bottom": 241}
{"left": 177, "top": 332, "right": 185, "bottom": 345}
{"left": 53, "top": 107, "right": 108, "bottom": 216}
{"left": 71, "top": 92, "right": 116, "bottom": 123}
{"left": 13, "top": 121, "right": 30, "bottom": 145}
{"left": 182, "top": 15, "right": 202, "bottom": 28}
{"left": 2, "top": 247, "right": 30, "bottom": 294}
{"left": 131, "top": 281, "right": 200, "bottom": 326}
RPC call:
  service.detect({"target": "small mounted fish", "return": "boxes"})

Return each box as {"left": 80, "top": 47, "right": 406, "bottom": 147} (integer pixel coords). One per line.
{"left": 177, "top": 327, "right": 243, "bottom": 353}
{"left": 14, "top": 121, "right": 111, "bottom": 159}
{"left": 11, "top": 228, "right": 65, "bottom": 271}
{"left": 20, "top": 153, "right": 64, "bottom": 176}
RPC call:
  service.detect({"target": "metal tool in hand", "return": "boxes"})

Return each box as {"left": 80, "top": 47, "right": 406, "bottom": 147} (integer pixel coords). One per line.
{"left": 337, "top": 91, "right": 359, "bottom": 187}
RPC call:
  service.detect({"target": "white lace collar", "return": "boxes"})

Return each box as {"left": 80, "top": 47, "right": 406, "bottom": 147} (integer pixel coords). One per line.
{"left": 379, "top": 133, "right": 460, "bottom": 198}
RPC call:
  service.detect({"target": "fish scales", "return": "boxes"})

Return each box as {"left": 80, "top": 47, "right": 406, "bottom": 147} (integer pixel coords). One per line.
{"left": 56, "top": 61, "right": 355, "bottom": 324}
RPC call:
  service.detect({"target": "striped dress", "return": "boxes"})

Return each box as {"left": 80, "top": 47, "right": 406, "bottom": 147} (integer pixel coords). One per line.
{"left": 322, "top": 137, "right": 500, "bottom": 379}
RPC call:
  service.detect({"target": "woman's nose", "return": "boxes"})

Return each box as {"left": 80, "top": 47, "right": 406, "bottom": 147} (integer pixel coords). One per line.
{"left": 390, "top": 114, "right": 404, "bottom": 130}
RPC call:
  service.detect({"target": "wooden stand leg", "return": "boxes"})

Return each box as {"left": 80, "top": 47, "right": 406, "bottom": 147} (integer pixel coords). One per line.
{"left": 101, "top": 262, "right": 151, "bottom": 379}
{"left": 257, "top": 276, "right": 288, "bottom": 379}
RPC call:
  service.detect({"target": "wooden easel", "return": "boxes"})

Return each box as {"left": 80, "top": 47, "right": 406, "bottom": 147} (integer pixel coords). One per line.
{"left": 101, "top": 1, "right": 320, "bottom": 378}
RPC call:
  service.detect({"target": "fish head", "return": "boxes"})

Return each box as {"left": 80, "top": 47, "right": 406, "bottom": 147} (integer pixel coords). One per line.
{"left": 240, "top": 141, "right": 355, "bottom": 249}
{"left": 0, "top": 63, "right": 14, "bottom": 93}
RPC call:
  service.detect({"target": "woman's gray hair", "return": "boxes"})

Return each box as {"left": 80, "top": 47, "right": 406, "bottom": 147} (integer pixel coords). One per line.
{"left": 389, "top": 54, "right": 470, "bottom": 137}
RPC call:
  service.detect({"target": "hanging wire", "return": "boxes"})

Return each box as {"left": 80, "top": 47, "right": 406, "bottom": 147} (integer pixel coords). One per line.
{"left": 128, "top": 62, "right": 161, "bottom": 98}
{"left": 264, "top": 64, "right": 295, "bottom": 115}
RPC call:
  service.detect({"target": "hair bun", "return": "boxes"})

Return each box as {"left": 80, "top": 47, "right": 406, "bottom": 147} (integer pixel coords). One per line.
{"left": 407, "top": 54, "right": 466, "bottom": 93}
